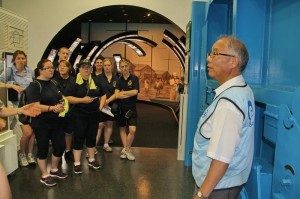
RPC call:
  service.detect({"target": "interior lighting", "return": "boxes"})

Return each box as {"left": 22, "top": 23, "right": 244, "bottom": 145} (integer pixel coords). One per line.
{"left": 86, "top": 45, "right": 99, "bottom": 60}
{"left": 73, "top": 54, "right": 83, "bottom": 71}
{"left": 68, "top": 37, "right": 82, "bottom": 61}
{"left": 120, "top": 40, "right": 146, "bottom": 56}
{"left": 162, "top": 38, "right": 185, "bottom": 71}
{"left": 47, "top": 49, "right": 58, "bottom": 62}
{"left": 113, "top": 54, "right": 122, "bottom": 71}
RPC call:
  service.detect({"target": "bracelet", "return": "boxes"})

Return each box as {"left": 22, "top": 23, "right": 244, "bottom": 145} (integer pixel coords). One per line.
{"left": 48, "top": 106, "right": 51, "bottom": 112}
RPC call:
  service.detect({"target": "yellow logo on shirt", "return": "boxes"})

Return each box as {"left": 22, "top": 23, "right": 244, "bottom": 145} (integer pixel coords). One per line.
{"left": 128, "top": 80, "right": 132, "bottom": 86}
{"left": 113, "top": 81, "right": 117, "bottom": 87}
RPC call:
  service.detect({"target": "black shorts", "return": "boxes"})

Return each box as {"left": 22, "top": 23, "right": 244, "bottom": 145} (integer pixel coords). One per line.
{"left": 116, "top": 109, "right": 137, "bottom": 127}
{"left": 99, "top": 111, "right": 115, "bottom": 122}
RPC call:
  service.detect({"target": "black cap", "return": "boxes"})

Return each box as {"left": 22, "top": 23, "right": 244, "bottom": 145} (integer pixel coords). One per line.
{"left": 77, "top": 59, "right": 92, "bottom": 68}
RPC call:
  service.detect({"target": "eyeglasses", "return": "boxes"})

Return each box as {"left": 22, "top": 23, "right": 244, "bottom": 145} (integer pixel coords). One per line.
{"left": 41, "top": 67, "right": 55, "bottom": 70}
{"left": 207, "top": 51, "right": 235, "bottom": 58}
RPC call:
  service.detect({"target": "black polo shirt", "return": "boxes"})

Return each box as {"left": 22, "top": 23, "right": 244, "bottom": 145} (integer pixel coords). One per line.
{"left": 53, "top": 75, "right": 75, "bottom": 94}
{"left": 117, "top": 74, "right": 139, "bottom": 110}
{"left": 98, "top": 73, "right": 119, "bottom": 103}
{"left": 64, "top": 76, "right": 106, "bottom": 114}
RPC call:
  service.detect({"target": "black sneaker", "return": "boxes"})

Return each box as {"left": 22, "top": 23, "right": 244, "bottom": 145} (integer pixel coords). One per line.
{"left": 74, "top": 165, "right": 82, "bottom": 174}
{"left": 64, "top": 151, "right": 74, "bottom": 161}
{"left": 40, "top": 176, "right": 57, "bottom": 187}
{"left": 50, "top": 170, "right": 68, "bottom": 179}
{"left": 88, "top": 160, "right": 102, "bottom": 170}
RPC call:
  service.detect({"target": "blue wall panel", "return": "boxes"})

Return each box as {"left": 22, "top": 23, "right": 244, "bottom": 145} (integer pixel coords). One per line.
{"left": 267, "top": 0, "right": 300, "bottom": 89}
{"left": 184, "top": 1, "right": 207, "bottom": 166}
{"left": 235, "top": 0, "right": 267, "bottom": 85}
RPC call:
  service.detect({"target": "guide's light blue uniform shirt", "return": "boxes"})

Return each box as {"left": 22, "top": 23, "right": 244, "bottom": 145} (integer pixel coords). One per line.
{"left": 192, "top": 75, "right": 255, "bottom": 189}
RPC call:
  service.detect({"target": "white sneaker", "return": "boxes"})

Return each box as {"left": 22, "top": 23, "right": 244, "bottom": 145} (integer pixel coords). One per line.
{"left": 27, "top": 154, "right": 36, "bottom": 165}
{"left": 125, "top": 149, "right": 135, "bottom": 161}
{"left": 103, "top": 145, "right": 112, "bottom": 152}
{"left": 120, "top": 148, "right": 126, "bottom": 159}
{"left": 19, "top": 153, "right": 29, "bottom": 167}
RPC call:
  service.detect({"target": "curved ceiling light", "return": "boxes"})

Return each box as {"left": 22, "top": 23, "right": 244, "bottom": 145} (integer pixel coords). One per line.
{"left": 91, "top": 31, "right": 157, "bottom": 64}
{"left": 162, "top": 38, "right": 185, "bottom": 71}
{"left": 86, "top": 44, "right": 99, "bottom": 60}
{"left": 163, "top": 29, "right": 186, "bottom": 58}
{"left": 47, "top": 49, "right": 58, "bottom": 62}
{"left": 73, "top": 54, "right": 83, "bottom": 71}
{"left": 119, "top": 40, "right": 146, "bottom": 56}
{"left": 68, "top": 37, "right": 82, "bottom": 61}
{"left": 122, "top": 36, "right": 157, "bottom": 48}
{"left": 92, "top": 31, "right": 139, "bottom": 64}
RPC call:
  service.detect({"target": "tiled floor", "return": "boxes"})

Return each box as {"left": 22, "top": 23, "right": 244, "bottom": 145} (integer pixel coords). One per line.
{"left": 9, "top": 147, "right": 195, "bottom": 199}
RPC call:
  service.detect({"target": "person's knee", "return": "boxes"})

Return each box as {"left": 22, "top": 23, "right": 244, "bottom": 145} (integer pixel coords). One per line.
{"left": 37, "top": 150, "right": 48, "bottom": 159}
{"left": 99, "top": 122, "right": 105, "bottom": 128}
{"left": 22, "top": 128, "right": 33, "bottom": 138}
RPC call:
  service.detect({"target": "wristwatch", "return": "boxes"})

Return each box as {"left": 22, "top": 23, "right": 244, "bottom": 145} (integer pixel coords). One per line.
{"left": 197, "top": 191, "right": 208, "bottom": 199}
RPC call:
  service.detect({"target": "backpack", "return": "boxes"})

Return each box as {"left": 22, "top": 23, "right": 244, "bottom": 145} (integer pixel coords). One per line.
{"left": 18, "top": 80, "right": 42, "bottom": 124}
{"left": 18, "top": 80, "right": 58, "bottom": 124}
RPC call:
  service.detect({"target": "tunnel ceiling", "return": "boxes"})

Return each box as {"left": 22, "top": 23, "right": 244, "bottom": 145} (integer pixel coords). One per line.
{"left": 43, "top": 5, "right": 174, "bottom": 58}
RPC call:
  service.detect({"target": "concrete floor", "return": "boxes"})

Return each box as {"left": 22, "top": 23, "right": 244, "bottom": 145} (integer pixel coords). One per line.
{"left": 9, "top": 147, "right": 195, "bottom": 199}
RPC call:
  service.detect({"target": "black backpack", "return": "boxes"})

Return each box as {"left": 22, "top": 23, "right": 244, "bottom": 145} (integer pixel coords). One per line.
{"left": 18, "top": 80, "right": 42, "bottom": 124}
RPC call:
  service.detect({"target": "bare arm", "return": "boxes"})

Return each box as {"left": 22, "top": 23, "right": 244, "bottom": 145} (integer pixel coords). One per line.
{"left": 195, "top": 159, "right": 229, "bottom": 198}
{"left": 0, "top": 118, "right": 6, "bottom": 130}
{"left": 105, "top": 94, "right": 116, "bottom": 105}
{"left": 0, "top": 163, "right": 12, "bottom": 199}
{"left": 66, "top": 96, "right": 93, "bottom": 104}
{"left": 0, "top": 82, "right": 24, "bottom": 94}
{"left": 99, "top": 95, "right": 107, "bottom": 110}
{"left": 0, "top": 103, "right": 41, "bottom": 117}
{"left": 115, "top": 89, "right": 138, "bottom": 99}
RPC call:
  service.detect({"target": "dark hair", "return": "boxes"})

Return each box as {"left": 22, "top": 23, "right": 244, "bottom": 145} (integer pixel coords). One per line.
{"left": 96, "top": 55, "right": 104, "bottom": 61}
{"left": 37, "top": 59, "right": 51, "bottom": 70}
{"left": 12, "top": 50, "right": 27, "bottom": 64}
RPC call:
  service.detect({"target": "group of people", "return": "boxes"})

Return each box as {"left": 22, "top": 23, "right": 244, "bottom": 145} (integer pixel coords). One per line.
{"left": 0, "top": 48, "right": 140, "bottom": 187}
{"left": 0, "top": 35, "right": 254, "bottom": 199}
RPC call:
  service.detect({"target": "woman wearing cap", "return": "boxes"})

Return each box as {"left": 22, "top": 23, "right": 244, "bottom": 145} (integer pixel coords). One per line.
{"left": 65, "top": 59, "right": 106, "bottom": 174}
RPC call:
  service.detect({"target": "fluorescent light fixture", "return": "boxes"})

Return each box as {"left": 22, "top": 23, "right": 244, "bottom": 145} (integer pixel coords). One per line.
{"left": 119, "top": 40, "right": 146, "bottom": 56}
{"left": 113, "top": 54, "right": 122, "bottom": 71}
{"left": 163, "top": 29, "right": 186, "bottom": 57}
{"left": 73, "top": 54, "right": 83, "bottom": 71}
{"left": 179, "top": 36, "right": 186, "bottom": 50}
{"left": 92, "top": 31, "right": 138, "bottom": 64}
{"left": 124, "top": 36, "right": 157, "bottom": 48}
{"left": 68, "top": 37, "right": 82, "bottom": 61}
{"left": 86, "top": 45, "right": 99, "bottom": 60}
{"left": 47, "top": 49, "right": 58, "bottom": 62}
{"left": 162, "top": 38, "right": 185, "bottom": 71}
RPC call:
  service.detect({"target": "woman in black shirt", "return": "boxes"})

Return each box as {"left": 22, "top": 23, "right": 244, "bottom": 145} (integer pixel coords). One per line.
{"left": 26, "top": 59, "right": 68, "bottom": 187}
{"left": 65, "top": 59, "right": 106, "bottom": 174}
